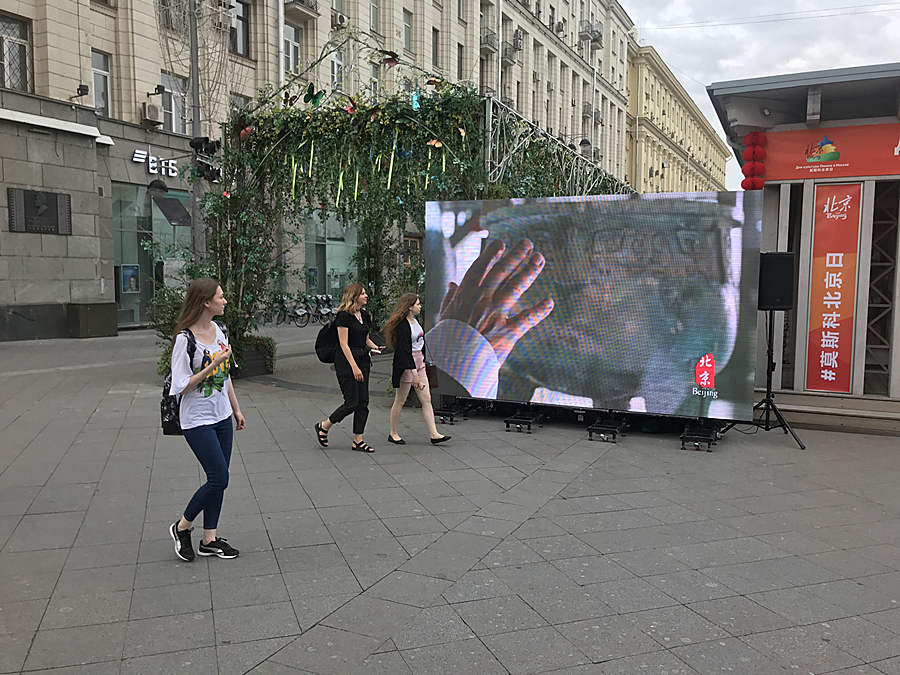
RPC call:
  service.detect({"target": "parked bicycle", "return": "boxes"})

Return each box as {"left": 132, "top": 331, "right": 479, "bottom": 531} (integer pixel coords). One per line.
{"left": 311, "top": 294, "right": 337, "bottom": 324}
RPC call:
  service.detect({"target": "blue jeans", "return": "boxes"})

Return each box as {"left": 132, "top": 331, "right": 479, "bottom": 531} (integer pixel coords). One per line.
{"left": 182, "top": 417, "right": 233, "bottom": 530}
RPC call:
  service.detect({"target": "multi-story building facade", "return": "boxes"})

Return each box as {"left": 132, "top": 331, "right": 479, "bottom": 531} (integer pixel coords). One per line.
{"left": 0, "top": 0, "right": 634, "bottom": 339}
{"left": 625, "top": 44, "right": 728, "bottom": 193}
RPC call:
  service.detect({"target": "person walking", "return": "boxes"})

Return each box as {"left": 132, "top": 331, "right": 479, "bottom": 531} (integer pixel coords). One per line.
{"left": 315, "top": 284, "right": 381, "bottom": 453}
{"left": 384, "top": 293, "right": 451, "bottom": 446}
{"left": 168, "top": 278, "right": 245, "bottom": 562}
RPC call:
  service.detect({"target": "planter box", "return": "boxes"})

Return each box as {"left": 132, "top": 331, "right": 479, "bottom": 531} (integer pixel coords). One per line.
{"left": 234, "top": 344, "right": 274, "bottom": 378}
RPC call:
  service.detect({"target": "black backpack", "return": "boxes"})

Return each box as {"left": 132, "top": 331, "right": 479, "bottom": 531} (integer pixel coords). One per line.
{"left": 161, "top": 330, "right": 197, "bottom": 436}
{"left": 160, "top": 321, "right": 230, "bottom": 435}
{"left": 315, "top": 319, "right": 338, "bottom": 363}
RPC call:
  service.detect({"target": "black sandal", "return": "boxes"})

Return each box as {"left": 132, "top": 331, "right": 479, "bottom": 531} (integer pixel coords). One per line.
{"left": 314, "top": 422, "right": 329, "bottom": 448}
{"left": 352, "top": 440, "right": 375, "bottom": 453}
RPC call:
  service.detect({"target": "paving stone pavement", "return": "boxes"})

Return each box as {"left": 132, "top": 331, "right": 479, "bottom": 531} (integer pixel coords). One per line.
{"left": 3, "top": 330, "right": 900, "bottom": 674}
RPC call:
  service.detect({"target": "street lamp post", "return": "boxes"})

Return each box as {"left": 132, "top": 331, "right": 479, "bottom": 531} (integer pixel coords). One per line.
{"left": 188, "top": 0, "right": 205, "bottom": 258}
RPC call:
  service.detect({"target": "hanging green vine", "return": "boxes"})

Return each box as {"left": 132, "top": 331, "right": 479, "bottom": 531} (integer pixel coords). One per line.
{"left": 191, "top": 31, "right": 630, "bottom": 348}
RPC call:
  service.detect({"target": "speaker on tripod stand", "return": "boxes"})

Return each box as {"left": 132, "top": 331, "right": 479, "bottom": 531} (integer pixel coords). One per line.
{"left": 748, "top": 252, "right": 805, "bottom": 449}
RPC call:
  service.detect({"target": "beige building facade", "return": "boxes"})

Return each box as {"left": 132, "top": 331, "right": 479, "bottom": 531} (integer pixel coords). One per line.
{"left": 625, "top": 44, "right": 728, "bottom": 193}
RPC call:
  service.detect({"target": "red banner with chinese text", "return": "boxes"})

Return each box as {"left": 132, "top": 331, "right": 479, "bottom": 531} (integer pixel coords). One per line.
{"left": 805, "top": 183, "right": 862, "bottom": 393}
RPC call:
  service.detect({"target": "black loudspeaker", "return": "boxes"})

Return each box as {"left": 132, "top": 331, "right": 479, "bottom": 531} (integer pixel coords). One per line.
{"left": 758, "top": 252, "right": 795, "bottom": 311}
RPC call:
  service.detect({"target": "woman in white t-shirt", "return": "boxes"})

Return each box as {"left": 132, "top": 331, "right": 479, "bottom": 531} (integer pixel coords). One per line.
{"left": 384, "top": 293, "right": 450, "bottom": 445}
{"left": 168, "top": 278, "right": 246, "bottom": 562}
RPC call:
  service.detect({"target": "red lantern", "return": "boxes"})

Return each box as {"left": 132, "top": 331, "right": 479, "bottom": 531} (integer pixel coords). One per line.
{"left": 741, "top": 176, "right": 764, "bottom": 191}
{"left": 741, "top": 161, "right": 765, "bottom": 178}
{"left": 741, "top": 146, "right": 767, "bottom": 162}
{"left": 743, "top": 131, "right": 769, "bottom": 148}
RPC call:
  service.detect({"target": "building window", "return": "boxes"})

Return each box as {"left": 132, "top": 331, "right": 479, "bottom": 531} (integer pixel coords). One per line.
{"left": 284, "top": 23, "right": 301, "bottom": 75}
{"left": 370, "top": 63, "right": 379, "bottom": 95}
{"left": 331, "top": 48, "right": 343, "bottom": 91}
{"left": 457, "top": 43, "right": 464, "bottom": 79}
{"left": 160, "top": 0, "right": 188, "bottom": 33}
{"left": 403, "top": 10, "right": 412, "bottom": 51}
{"left": 230, "top": 93, "right": 251, "bottom": 112}
{"left": 91, "top": 50, "right": 111, "bottom": 117}
{"left": 161, "top": 72, "right": 187, "bottom": 135}
{"left": 230, "top": 1, "right": 250, "bottom": 57}
{"left": 457, "top": 0, "right": 464, "bottom": 20}
{"left": 0, "top": 14, "right": 31, "bottom": 92}
{"left": 432, "top": 28, "right": 439, "bottom": 68}
{"left": 370, "top": 0, "right": 379, "bottom": 33}
{"left": 332, "top": 0, "right": 343, "bottom": 12}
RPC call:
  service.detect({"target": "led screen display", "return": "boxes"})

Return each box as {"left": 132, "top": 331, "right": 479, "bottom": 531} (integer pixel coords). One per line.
{"left": 423, "top": 191, "right": 762, "bottom": 421}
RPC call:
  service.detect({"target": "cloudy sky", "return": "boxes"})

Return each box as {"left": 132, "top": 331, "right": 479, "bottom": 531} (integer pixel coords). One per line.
{"left": 625, "top": 1, "right": 900, "bottom": 189}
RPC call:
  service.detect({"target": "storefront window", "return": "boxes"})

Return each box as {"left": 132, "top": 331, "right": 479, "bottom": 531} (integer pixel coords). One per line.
{"left": 112, "top": 183, "right": 191, "bottom": 325}
{"left": 305, "top": 212, "right": 358, "bottom": 297}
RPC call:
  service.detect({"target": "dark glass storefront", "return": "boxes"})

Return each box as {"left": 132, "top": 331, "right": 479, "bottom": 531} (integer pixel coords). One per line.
{"left": 112, "top": 183, "right": 191, "bottom": 325}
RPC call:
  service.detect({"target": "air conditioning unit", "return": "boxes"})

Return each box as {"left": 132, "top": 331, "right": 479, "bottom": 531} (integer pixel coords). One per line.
{"left": 331, "top": 11, "right": 348, "bottom": 28}
{"left": 532, "top": 71, "right": 541, "bottom": 82}
{"left": 555, "top": 21, "right": 564, "bottom": 34}
{"left": 513, "top": 37, "right": 523, "bottom": 51}
{"left": 142, "top": 102, "right": 164, "bottom": 126}
{"left": 513, "top": 28, "right": 523, "bottom": 40}
{"left": 215, "top": 0, "right": 234, "bottom": 8}
{"left": 212, "top": 16, "right": 230, "bottom": 31}
{"left": 546, "top": 81, "right": 554, "bottom": 92}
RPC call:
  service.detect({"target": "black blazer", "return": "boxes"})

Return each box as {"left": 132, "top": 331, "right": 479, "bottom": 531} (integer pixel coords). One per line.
{"left": 391, "top": 320, "right": 427, "bottom": 388}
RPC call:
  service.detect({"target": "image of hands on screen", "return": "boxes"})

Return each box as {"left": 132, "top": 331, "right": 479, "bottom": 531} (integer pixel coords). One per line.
{"left": 424, "top": 192, "right": 762, "bottom": 421}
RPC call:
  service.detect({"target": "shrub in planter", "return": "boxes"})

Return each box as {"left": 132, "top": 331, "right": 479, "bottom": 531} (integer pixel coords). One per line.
{"left": 233, "top": 335, "right": 276, "bottom": 378}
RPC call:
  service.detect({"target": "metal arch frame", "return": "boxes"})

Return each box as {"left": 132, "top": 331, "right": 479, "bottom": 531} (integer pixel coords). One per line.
{"left": 485, "top": 98, "right": 633, "bottom": 197}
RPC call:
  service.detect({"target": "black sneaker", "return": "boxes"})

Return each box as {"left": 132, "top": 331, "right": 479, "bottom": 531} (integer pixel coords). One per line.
{"left": 198, "top": 537, "right": 239, "bottom": 559}
{"left": 170, "top": 521, "right": 195, "bottom": 562}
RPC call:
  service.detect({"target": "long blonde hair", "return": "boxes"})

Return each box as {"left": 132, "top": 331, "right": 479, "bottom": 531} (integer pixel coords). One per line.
{"left": 172, "top": 278, "right": 221, "bottom": 345}
{"left": 383, "top": 293, "right": 419, "bottom": 349}
{"left": 337, "top": 283, "right": 365, "bottom": 314}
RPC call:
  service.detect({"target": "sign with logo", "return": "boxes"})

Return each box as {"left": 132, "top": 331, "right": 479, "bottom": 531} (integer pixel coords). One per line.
{"left": 132, "top": 148, "right": 179, "bottom": 177}
{"left": 692, "top": 353, "right": 719, "bottom": 400}
{"left": 805, "top": 183, "right": 862, "bottom": 393}
{"left": 765, "top": 123, "right": 900, "bottom": 180}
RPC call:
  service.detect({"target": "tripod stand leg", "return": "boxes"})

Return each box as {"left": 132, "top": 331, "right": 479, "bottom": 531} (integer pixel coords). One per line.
{"left": 770, "top": 400, "right": 805, "bottom": 450}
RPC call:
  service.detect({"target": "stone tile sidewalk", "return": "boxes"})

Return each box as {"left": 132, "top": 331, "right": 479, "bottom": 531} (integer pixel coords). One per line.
{"left": 3, "top": 330, "right": 900, "bottom": 674}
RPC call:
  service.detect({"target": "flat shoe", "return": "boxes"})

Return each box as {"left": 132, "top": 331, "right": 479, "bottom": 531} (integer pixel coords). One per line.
{"left": 430, "top": 435, "right": 452, "bottom": 445}
{"left": 388, "top": 436, "right": 406, "bottom": 445}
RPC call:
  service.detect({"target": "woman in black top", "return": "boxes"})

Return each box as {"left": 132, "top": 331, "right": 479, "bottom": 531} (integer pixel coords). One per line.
{"left": 383, "top": 293, "right": 450, "bottom": 445}
{"left": 315, "top": 284, "right": 382, "bottom": 453}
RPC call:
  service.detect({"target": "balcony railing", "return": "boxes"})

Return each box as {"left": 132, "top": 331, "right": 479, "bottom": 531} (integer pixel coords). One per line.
{"left": 501, "top": 41, "right": 517, "bottom": 65}
{"left": 285, "top": 0, "right": 319, "bottom": 18}
{"left": 582, "top": 102, "right": 593, "bottom": 118}
{"left": 578, "top": 20, "right": 592, "bottom": 40}
{"left": 480, "top": 27, "right": 499, "bottom": 53}
{"left": 590, "top": 23, "right": 603, "bottom": 45}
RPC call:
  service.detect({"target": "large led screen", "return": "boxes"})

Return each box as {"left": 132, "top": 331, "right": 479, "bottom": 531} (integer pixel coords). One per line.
{"left": 423, "top": 192, "right": 762, "bottom": 421}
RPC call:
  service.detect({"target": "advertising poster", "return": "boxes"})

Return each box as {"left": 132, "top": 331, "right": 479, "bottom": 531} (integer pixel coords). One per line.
{"left": 765, "top": 123, "right": 900, "bottom": 181}
{"left": 424, "top": 192, "right": 762, "bottom": 421}
{"left": 806, "top": 183, "right": 862, "bottom": 393}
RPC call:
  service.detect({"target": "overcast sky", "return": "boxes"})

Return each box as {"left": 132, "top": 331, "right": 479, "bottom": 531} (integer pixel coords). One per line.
{"left": 625, "top": 1, "right": 900, "bottom": 189}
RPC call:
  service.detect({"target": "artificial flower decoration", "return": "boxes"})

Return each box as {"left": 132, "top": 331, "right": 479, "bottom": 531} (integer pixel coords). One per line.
{"left": 343, "top": 97, "right": 358, "bottom": 114}
{"left": 369, "top": 106, "right": 381, "bottom": 122}
{"left": 426, "top": 77, "right": 442, "bottom": 87}
{"left": 303, "top": 82, "right": 325, "bottom": 107}
{"left": 427, "top": 139, "right": 442, "bottom": 148}
{"left": 459, "top": 128, "right": 466, "bottom": 138}
{"left": 380, "top": 51, "right": 400, "bottom": 67}
{"left": 240, "top": 126, "right": 255, "bottom": 142}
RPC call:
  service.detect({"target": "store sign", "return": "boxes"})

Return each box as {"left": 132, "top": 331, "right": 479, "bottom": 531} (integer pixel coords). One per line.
{"left": 805, "top": 183, "right": 862, "bottom": 393}
{"left": 132, "top": 149, "right": 179, "bottom": 177}
{"left": 765, "top": 123, "right": 900, "bottom": 180}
